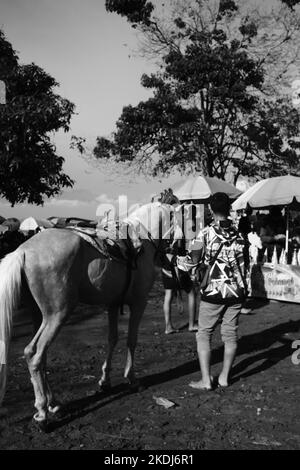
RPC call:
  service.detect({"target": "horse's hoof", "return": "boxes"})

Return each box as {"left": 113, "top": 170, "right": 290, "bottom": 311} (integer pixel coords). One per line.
{"left": 48, "top": 404, "right": 64, "bottom": 419}
{"left": 98, "top": 380, "right": 112, "bottom": 393}
{"left": 32, "top": 417, "right": 49, "bottom": 433}
{"left": 48, "top": 404, "right": 61, "bottom": 414}
{"left": 129, "top": 381, "right": 145, "bottom": 393}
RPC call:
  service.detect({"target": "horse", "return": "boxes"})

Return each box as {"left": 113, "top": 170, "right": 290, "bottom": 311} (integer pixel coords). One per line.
{"left": 0, "top": 202, "right": 174, "bottom": 428}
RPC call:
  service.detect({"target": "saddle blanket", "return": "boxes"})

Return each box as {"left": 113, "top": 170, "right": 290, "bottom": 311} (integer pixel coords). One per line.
{"left": 69, "top": 221, "right": 142, "bottom": 265}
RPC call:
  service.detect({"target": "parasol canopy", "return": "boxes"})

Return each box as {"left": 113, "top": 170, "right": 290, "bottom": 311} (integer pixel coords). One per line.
{"left": 20, "top": 217, "right": 53, "bottom": 231}
{"left": 232, "top": 175, "right": 300, "bottom": 211}
{"left": 173, "top": 176, "right": 242, "bottom": 202}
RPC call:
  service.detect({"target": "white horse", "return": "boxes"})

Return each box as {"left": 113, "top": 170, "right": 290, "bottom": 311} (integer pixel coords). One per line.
{"left": 0, "top": 202, "right": 174, "bottom": 429}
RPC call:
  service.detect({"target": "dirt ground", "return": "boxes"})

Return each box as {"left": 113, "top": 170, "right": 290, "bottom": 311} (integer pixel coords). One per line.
{"left": 0, "top": 277, "right": 300, "bottom": 450}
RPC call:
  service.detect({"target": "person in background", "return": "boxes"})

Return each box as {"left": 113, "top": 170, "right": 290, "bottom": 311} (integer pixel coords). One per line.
{"left": 237, "top": 207, "right": 254, "bottom": 315}
{"left": 189, "top": 193, "right": 247, "bottom": 390}
{"left": 162, "top": 215, "right": 197, "bottom": 334}
{"left": 238, "top": 207, "right": 253, "bottom": 269}
{"left": 160, "top": 191, "right": 198, "bottom": 334}
{"left": 291, "top": 226, "right": 300, "bottom": 262}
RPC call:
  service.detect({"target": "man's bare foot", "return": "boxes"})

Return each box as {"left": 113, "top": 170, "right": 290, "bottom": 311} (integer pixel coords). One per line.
{"left": 165, "top": 327, "right": 179, "bottom": 335}
{"left": 217, "top": 374, "right": 229, "bottom": 388}
{"left": 188, "top": 325, "right": 198, "bottom": 332}
{"left": 241, "top": 308, "right": 252, "bottom": 315}
{"left": 189, "top": 379, "right": 212, "bottom": 391}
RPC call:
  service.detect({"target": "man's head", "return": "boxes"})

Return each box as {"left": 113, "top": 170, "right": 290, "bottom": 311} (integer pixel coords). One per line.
{"left": 246, "top": 206, "right": 253, "bottom": 217}
{"left": 210, "top": 192, "right": 231, "bottom": 219}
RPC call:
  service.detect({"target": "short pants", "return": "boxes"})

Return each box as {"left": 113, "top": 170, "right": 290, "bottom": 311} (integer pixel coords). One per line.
{"left": 196, "top": 300, "right": 242, "bottom": 346}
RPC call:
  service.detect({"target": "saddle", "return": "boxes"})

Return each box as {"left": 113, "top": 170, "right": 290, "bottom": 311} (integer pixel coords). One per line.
{"left": 69, "top": 220, "right": 142, "bottom": 268}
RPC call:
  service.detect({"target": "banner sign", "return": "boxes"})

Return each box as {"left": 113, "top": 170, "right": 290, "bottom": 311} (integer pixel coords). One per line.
{"left": 250, "top": 263, "right": 300, "bottom": 303}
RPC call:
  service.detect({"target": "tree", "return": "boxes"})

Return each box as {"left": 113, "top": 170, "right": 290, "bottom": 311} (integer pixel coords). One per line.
{"left": 95, "top": 0, "right": 300, "bottom": 181}
{"left": 106, "top": 0, "right": 300, "bottom": 93}
{"left": 0, "top": 30, "right": 74, "bottom": 205}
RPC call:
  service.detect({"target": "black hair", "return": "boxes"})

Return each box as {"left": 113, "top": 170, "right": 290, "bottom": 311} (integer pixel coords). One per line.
{"left": 210, "top": 192, "right": 231, "bottom": 216}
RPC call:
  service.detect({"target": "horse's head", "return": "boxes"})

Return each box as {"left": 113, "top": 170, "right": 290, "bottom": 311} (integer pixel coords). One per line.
{"left": 127, "top": 202, "right": 174, "bottom": 241}
{"left": 126, "top": 202, "right": 175, "bottom": 265}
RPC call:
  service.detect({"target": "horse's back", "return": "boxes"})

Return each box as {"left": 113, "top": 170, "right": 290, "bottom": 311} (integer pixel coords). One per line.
{"left": 18, "top": 229, "right": 88, "bottom": 311}
{"left": 19, "top": 228, "right": 129, "bottom": 308}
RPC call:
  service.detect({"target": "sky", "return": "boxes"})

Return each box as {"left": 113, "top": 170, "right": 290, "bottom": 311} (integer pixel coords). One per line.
{"left": 0, "top": 0, "right": 182, "bottom": 220}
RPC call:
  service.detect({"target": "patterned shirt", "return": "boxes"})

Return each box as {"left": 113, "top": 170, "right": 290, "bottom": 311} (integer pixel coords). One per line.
{"left": 198, "top": 220, "right": 247, "bottom": 304}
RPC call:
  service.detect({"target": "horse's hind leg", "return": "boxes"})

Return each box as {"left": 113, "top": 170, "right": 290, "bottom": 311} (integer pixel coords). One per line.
{"left": 124, "top": 299, "right": 147, "bottom": 391}
{"left": 24, "top": 314, "right": 65, "bottom": 424}
{"left": 99, "top": 305, "right": 119, "bottom": 391}
{"left": 42, "top": 352, "right": 61, "bottom": 415}
{"left": 28, "top": 307, "right": 61, "bottom": 415}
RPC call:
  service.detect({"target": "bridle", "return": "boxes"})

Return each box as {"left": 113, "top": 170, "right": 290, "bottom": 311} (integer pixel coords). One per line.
{"left": 130, "top": 212, "right": 175, "bottom": 263}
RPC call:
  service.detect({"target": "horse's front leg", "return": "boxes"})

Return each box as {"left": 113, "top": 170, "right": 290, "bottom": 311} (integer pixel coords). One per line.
{"left": 124, "top": 299, "right": 147, "bottom": 391}
{"left": 99, "top": 305, "right": 119, "bottom": 391}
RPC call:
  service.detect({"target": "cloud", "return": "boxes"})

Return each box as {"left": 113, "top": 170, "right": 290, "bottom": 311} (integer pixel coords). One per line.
{"left": 95, "top": 193, "right": 115, "bottom": 204}
{"left": 47, "top": 199, "right": 89, "bottom": 207}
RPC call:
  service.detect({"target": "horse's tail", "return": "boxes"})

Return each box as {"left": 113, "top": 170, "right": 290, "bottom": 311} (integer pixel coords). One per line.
{"left": 0, "top": 249, "right": 24, "bottom": 406}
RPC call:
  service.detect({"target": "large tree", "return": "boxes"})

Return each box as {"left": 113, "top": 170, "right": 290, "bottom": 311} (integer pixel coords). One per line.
{"left": 94, "top": 0, "right": 300, "bottom": 181}
{"left": 0, "top": 30, "right": 74, "bottom": 205}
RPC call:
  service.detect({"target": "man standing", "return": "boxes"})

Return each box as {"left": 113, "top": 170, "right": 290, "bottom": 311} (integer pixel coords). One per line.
{"left": 190, "top": 193, "right": 247, "bottom": 390}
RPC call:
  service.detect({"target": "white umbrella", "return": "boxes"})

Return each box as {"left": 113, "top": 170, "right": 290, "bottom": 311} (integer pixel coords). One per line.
{"left": 20, "top": 217, "right": 53, "bottom": 231}
{"left": 232, "top": 175, "right": 300, "bottom": 211}
{"left": 173, "top": 176, "right": 242, "bottom": 202}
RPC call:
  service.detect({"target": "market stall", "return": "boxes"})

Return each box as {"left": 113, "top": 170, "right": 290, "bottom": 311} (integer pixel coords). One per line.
{"left": 232, "top": 175, "right": 300, "bottom": 303}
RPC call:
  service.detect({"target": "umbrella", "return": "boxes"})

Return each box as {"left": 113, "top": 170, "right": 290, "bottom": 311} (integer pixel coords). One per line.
{"left": 232, "top": 175, "right": 300, "bottom": 211}
{"left": 173, "top": 176, "right": 242, "bottom": 202}
{"left": 20, "top": 217, "right": 53, "bottom": 231}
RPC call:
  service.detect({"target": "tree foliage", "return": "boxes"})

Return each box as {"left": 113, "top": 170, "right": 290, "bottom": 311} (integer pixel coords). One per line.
{"left": 0, "top": 30, "right": 74, "bottom": 205}
{"left": 105, "top": 0, "right": 154, "bottom": 25}
{"left": 94, "top": 0, "right": 300, "bottom": 181}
